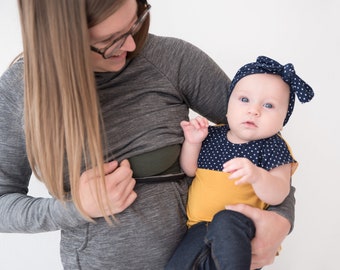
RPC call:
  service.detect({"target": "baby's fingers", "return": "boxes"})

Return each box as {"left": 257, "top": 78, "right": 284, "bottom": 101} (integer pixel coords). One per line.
{"left": 222, "top": 161, "right": 237, "bottom": 174}
{"left": 234, "top": 177, "right": 246, "bottom": 185}
{"left": 196, "top": 116, "right": 209, "bottom": 127}
{"left": 180, "top": 120, "right": 191, "bottom": 128}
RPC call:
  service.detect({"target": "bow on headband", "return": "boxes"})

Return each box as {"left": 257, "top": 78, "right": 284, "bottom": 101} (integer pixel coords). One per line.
{"left": 229, "top": 56, "right": 315, "bottom": 125}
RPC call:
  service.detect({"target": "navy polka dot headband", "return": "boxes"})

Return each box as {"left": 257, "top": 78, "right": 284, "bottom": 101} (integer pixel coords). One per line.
{"left": 229, "top": 56, "right": 314, "bottom": 125}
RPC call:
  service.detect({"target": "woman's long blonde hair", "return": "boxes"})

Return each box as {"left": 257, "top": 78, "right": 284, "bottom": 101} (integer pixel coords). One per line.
{"left": 17, "top": 0, "right": 149, "bottom": 221}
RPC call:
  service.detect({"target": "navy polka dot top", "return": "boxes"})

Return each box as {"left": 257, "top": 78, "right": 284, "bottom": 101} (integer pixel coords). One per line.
{"left": 198, "top": 125, "right": 295, "bottom": 172}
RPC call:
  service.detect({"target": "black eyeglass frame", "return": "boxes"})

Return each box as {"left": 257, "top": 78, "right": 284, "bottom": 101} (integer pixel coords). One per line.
{"left": 90, "top": 3, "right": 151, "bottom": 59}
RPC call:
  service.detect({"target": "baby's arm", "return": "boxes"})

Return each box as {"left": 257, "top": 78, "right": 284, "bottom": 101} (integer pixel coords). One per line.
{"left": 180, "top": 116, "right": 209, "bottom": 177}
{"left": 223, "top": 158, "right": 291, "bottom": 205}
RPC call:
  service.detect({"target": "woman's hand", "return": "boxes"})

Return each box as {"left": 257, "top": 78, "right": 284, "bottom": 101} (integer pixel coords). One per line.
{"left": 79, "top": 159, "right": 137, "bottom": 218}
{"left": 226, "top": 204, "right": 290, "bottom": 270}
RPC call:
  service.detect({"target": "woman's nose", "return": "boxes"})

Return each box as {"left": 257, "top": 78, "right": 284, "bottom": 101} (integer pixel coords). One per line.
{"left": 120, "top": 34, "right": 136, "bottom": 52}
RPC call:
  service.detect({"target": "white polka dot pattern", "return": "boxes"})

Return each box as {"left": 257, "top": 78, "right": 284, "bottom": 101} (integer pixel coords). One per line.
{"left": 198, "top": 126, "right": 295, "bottom": 171}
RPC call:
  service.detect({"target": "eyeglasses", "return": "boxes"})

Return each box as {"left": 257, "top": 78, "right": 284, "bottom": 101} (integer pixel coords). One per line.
{"left": 90, "top": 4, "right": 151, "bottom": 59}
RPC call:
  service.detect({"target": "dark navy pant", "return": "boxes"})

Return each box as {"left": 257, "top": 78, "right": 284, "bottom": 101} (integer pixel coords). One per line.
{"left": 165, "top": 210, "right": 256, "bottom": 270}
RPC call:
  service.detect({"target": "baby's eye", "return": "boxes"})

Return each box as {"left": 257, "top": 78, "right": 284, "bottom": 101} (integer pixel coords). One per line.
{"left": 240, "top": 97, "right": 249, "bottom": 103}
{"left": 263, "top": 103, "right": 273, "bottom": 109}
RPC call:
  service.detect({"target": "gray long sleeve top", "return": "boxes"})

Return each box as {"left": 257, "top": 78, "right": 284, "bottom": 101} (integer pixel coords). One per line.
{"left": 0, "top": 34, "right": 295, "bottom": 233}
{"left": 0, "top": 60, "right": 87, "bottom": 232}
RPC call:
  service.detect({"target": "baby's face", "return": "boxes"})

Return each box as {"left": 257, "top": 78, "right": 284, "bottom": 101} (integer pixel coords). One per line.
{"left": 226, "top": 73, "right": 290, "bottom": 144}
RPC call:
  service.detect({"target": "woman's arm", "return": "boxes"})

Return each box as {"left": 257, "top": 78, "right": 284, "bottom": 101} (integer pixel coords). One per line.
{"left": 0, "top": 59, "right": 87, "bottom": 233}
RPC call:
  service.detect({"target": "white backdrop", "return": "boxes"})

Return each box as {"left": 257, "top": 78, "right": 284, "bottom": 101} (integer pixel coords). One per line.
{"left": 1, "top": 0, "right": 339, "bottom": 269}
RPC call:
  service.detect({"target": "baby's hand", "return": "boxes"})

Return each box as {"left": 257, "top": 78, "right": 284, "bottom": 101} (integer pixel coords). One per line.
{"left": 180, "top": 116, "right": 209, "bottom": 144}
{"left": 223, "top": 157, "right": 259, "bottom": 185}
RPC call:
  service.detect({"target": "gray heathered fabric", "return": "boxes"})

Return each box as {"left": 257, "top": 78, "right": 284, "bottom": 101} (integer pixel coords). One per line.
{"left": 0, "top": 34, "right": 295, "bottom": 269}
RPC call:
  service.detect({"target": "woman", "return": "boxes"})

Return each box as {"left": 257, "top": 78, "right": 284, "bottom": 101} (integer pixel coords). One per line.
{"left": 0, "top": 0, "right": 294, "bottom": 269}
